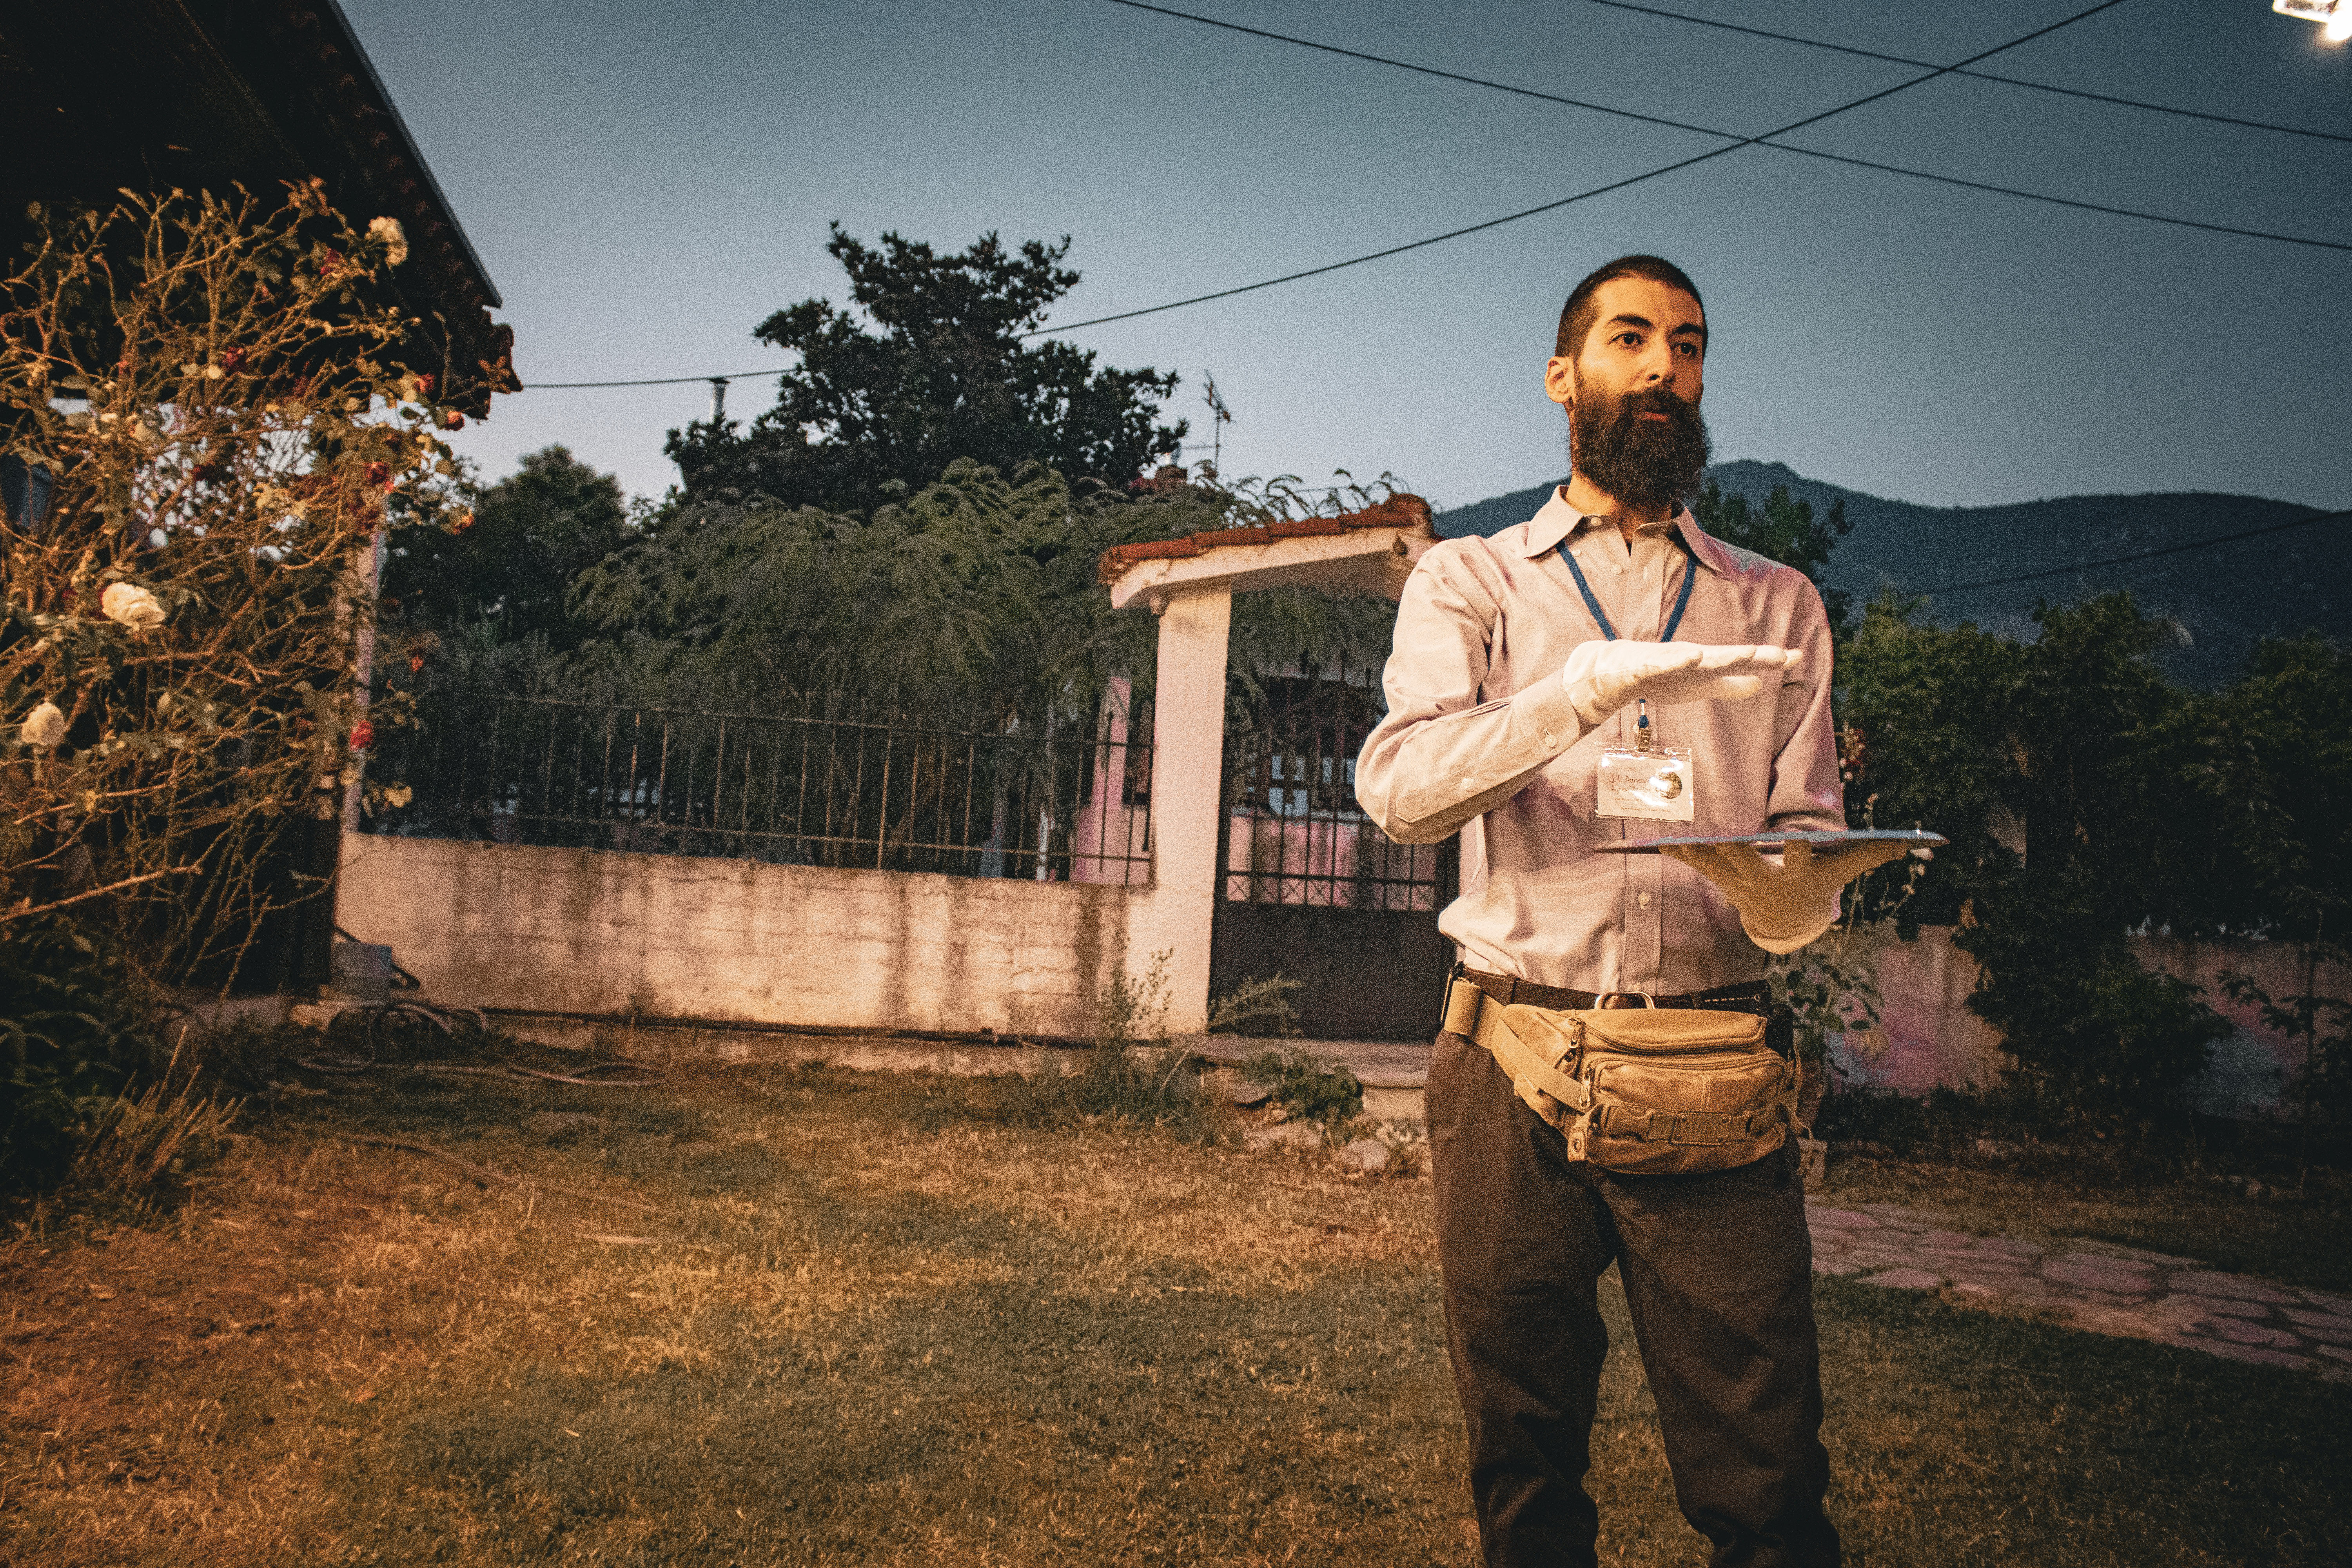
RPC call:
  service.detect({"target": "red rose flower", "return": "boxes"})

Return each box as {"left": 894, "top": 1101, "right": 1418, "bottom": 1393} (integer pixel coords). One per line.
{"left": 349, "top": 720, "right": 375, "bottom": 751}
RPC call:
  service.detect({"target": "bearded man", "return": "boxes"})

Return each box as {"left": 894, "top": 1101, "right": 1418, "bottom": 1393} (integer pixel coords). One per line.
{"left": 1356, "top": 255, "right": 1900, "bottom": 1568}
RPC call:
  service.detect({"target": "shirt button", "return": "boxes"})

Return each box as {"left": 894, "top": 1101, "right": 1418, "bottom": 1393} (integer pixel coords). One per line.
{"left": 1543, "top": 731, "right": 1557, "bottom": 749}
{"left": 1637, "top": 891, "right": 1654, "bottom": 909}
{"left": 1612, "top": 565, "right": 1625, "bottom": 575}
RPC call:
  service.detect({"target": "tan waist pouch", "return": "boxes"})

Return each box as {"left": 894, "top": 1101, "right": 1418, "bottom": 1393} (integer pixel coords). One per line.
{"left": 1443, "top": 978, "right": 1797, "bottom": 1175}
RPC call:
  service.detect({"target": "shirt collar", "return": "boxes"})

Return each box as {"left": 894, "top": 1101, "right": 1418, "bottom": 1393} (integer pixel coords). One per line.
{"left": 1518, "top": 485, "right": 1735, "bottom": 577}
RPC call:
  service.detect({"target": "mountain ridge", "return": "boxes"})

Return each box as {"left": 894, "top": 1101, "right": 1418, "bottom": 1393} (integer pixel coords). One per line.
{"left": 1434, "top": 463, "right": 2347, "bottom": 688}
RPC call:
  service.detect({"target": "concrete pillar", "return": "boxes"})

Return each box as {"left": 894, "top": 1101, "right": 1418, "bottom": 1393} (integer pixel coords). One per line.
{"left": 1129, "top": 583, "right": 1232, "bottom": 1034}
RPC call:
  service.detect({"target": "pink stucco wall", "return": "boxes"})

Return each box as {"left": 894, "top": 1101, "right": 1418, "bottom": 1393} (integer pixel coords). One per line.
{"left": 1838, "top": 927, "right": 2341, "bottom": 1117}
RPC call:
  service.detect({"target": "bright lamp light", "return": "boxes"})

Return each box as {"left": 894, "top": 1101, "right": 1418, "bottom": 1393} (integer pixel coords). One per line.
{"left": 2274, "top": 0, "right": 2350, "bottom": 40}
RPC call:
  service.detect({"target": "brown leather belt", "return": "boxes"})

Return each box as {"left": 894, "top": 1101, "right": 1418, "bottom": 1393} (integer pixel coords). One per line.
{"left": 1457, "top": 965, "right": 1773, "bottom": 1016}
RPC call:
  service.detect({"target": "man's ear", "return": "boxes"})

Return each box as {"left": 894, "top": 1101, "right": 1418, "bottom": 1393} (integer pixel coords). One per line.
{"left": 1544, "top": 354, "right": 1576, "bottom": 410}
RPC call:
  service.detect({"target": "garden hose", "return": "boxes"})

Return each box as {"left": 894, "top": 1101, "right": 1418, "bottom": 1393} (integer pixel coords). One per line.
{"left": 290, "top": 998, "right": 664, "bottom": 1086}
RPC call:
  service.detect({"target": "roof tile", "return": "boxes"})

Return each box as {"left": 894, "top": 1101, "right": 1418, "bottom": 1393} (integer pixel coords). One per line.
{"left": 1097, "top": 494, "right": 1431, "bottom": 585}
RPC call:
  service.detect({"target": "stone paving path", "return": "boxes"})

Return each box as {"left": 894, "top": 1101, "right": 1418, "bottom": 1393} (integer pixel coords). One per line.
{"left": 1807, "top": 1199, "right": 2352, "bottom": 1377}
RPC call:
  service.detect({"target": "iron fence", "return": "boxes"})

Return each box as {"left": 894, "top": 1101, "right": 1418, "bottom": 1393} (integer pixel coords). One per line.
{"left": 1223, "top": 677, "right": 1446, "bottom": 911}
{"left": 363, "top": 695, "right": 1154, "bottom": 883}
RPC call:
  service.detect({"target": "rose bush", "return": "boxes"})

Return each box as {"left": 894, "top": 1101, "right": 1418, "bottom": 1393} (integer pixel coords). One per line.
{"left": 0, "top": 183, "right": 503, "bottom": 989}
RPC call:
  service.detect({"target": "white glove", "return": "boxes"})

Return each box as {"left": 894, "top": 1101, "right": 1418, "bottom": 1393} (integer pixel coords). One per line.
{"left": 1663, "top": 838, "right": 1910, "bottom": 953}
{"left": 1559, "top": 641, "right": 1800, "bottom": 727}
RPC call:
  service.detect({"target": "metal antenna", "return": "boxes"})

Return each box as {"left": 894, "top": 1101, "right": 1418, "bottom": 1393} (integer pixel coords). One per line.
{"left": 1202, "top": 371, "right": 1231, "bottom": 477}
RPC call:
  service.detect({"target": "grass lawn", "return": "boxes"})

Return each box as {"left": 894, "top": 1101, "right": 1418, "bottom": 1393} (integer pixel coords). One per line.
{"left": 4, "top": 1060, "right": 2346, "bottom": 1566}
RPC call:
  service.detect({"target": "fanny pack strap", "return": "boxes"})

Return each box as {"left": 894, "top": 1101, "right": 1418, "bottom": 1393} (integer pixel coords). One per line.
{"left": 1443, "top": 976, "right": 1592, "bottom": 1123}
{"left": 1595, "top": 1101, "right": 1793, "bottom": 1145}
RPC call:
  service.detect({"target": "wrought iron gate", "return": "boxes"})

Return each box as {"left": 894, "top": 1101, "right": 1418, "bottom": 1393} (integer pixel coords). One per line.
{"left": 1210, "top": 676, "right": 1457, "bottom": 1040}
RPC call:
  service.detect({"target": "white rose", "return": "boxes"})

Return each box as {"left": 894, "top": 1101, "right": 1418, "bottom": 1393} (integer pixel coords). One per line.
{"left": 100, "top": 581, "right": 167, "bottom": 630}
{"left": 368, "top": 216, "right": 409, "bottom": 266}
{"left": 20, "top": 701, "right": 66, "bottom": 749}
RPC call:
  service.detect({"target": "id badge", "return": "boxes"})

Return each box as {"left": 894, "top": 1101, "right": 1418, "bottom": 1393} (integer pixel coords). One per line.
{"left": 1597, "top": 746, "right": 1696, "bottom": 822}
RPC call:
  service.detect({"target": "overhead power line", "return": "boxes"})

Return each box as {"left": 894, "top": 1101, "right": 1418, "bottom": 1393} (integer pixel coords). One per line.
{"left": 531, "top": 368, "right": 790, "bottom": 389}
{"left": 523, "top": 0, "right": 2346, "bottom": 390}
{"left": 1911, "top": 506, "right": 2352, "bottom": 595}
{"left": 1037, "top": 0, "right": 2135, "bottom": 343}
{"left": 1085, "top": 2, "right": 2348, "bottom": 286}
{"left": 1035, "top": 0, "right": 2342, "bottom": 339}
{"left": 1581, "top": 0, "right": 2352, "bottom": 146}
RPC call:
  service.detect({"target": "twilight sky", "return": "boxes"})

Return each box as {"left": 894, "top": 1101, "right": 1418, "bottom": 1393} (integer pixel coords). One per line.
{"left": 343, "top": 0, "right": 2352, "bottom": 515}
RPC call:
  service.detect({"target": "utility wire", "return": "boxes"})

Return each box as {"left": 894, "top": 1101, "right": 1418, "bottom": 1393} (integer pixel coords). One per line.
{"left": 1033, "top": 0, "right": 2135, "bottom": 340}
{"left": 1085, "top": 1, "right": 2347, "bottom": 299}
{"left": 524, "top": 0, "right": 2343, "bottom": 388}
{"left": 1580, "top": 0, "right": 2352, "bottom": 146}
{"left": 1910, "top": 506, "right": 2352, "bottom": 595}
{"left": 531, "top": 368, "right": 789, "bottom": 388}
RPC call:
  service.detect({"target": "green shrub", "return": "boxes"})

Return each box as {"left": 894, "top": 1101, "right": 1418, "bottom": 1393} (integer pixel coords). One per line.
{"left": 1206, "top": 974, "right": 1303, "bottom": 1038}
{"left": 1241, "top": 1047, "right": 1363, "bottom": 1127}
{"left": 2221, "top": 958, "right": 2352, "bottom": 1150}
{"left": 1093, "top": 951, "right": 1172, "bottom": 1048}
{"left": 0, "top": 914, "right": 166, "bottom": 1194}
{"left": 1958, "top": 860, "right": 2229, "bottom": 1127}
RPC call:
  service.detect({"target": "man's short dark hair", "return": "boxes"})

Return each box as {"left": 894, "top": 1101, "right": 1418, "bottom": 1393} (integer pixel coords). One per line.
{"left": 1555, "top": 254, "right": 1706, "bottom": 362}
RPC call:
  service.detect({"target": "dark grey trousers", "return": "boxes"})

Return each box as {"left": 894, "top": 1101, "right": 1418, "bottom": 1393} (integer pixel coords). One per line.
{"left": 1426, "top": 1029, "right": 1839, "bottom": 1568}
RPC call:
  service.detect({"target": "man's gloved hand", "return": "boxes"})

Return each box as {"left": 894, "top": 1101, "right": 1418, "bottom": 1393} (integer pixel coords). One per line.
{"left": 1662, "top": 839, "right": 1911, "bottom": 953}
{"left": 1559, "top": 641, "right": 1800, "bottom": 727}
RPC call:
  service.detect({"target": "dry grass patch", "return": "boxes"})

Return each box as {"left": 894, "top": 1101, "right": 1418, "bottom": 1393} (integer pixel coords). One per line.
{"left": 0, "top": 1059, "right": 2344, "bottom": 1566}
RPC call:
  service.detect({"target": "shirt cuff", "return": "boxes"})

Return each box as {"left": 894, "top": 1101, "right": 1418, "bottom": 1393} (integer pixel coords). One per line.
{"left": 1504, "top": 671, "right": 1591, "bottom": 760}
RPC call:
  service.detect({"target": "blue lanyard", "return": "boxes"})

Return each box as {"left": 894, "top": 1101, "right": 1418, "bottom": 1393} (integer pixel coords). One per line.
{"left": 1554, "top": 531, "right": 1697, "bottom": 643}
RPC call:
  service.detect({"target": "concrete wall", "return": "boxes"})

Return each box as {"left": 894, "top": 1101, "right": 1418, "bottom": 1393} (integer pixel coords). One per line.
{"left": 340, "top": 832, "right": 2338, "bottom": 1118}
{"left": 1840, "top": 926, "right": 2335, "bottom": 1117}
{"left": 336, "top": 834, "right": 1142, "bottom": 1039}
{"left": 1829, "top": 927, "right": 2009, "bottom": 1097}
{"left": 2137, "top": 935, "right": 2347, "bottom": 1118}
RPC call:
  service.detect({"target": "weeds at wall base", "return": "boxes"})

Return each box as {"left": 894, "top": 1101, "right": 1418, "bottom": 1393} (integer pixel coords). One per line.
{"left": 988, "top": 1040, "right": 1222, "bottom": 1142}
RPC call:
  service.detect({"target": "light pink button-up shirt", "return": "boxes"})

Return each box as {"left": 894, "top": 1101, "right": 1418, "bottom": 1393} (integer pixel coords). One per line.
{"left": 1354, "top": 486, "right": 1845, "bottom": 995}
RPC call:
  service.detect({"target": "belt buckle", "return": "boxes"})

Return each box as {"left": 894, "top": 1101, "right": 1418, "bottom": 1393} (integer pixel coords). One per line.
{"left": 1595, "top": 990, "right": 1655, "bottom": 1009}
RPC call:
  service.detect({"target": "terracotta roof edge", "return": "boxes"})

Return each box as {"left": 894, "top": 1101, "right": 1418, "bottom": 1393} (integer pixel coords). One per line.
{"left": 1095, "top": 492, "right": 1432, "bottom": 584}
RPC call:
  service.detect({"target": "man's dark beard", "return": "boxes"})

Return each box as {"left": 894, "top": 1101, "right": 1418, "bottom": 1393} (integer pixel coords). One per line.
{"left": 1568, "top": 383, "right": 1712, "bottom": 510}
